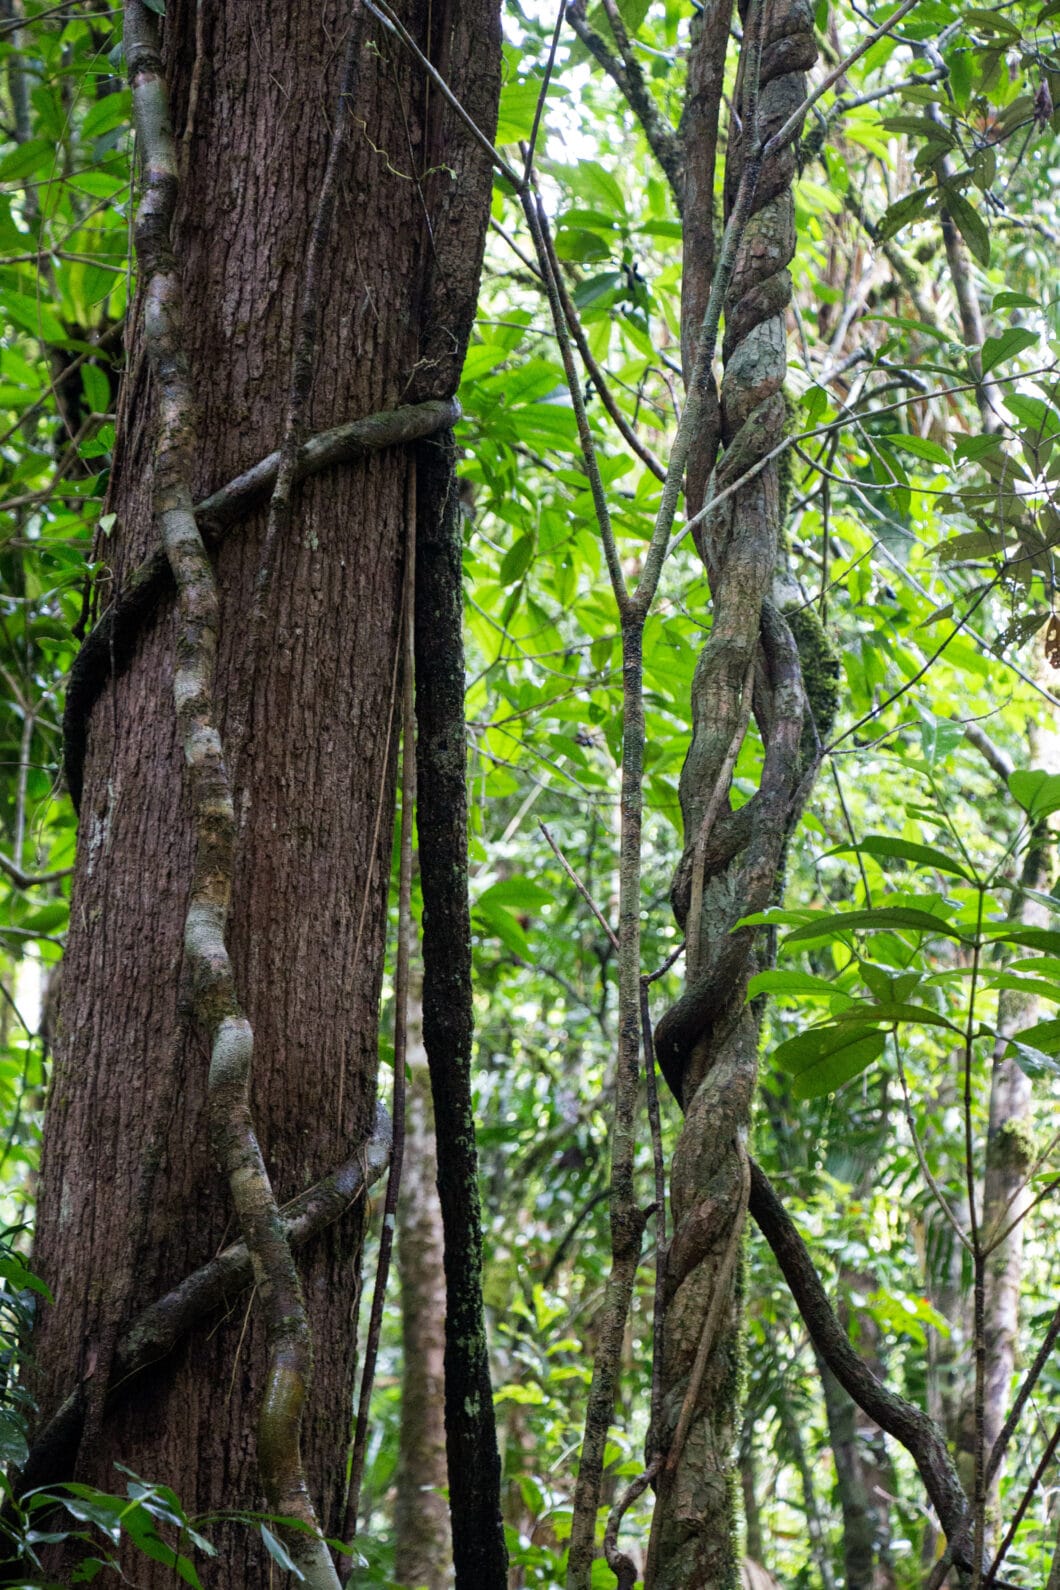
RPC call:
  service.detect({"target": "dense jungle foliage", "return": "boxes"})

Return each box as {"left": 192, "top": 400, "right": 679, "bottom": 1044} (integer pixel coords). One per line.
{"left": 3, "top": 0, "right": 1060, "bottom": 1584}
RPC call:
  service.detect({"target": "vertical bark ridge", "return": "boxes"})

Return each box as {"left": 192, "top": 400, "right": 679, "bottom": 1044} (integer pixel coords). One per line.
{"left": 122, "top": 6, "right": 338, "bottom": 1584}
{"left": 648, "top": 1, "right": 816, "bottom": 1584}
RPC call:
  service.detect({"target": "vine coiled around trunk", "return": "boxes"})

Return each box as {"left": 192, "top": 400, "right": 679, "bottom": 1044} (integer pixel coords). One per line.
{"left": 646, "top": 1, "right": 817, "bottom": 1584}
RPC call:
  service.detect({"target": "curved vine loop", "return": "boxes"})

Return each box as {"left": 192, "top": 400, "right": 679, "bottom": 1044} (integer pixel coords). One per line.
{"left": 646, "top": 0, "right": 821, "bottom": 1583}
{"left": 124, "top": 6, "right": 339, "bottom": 1584}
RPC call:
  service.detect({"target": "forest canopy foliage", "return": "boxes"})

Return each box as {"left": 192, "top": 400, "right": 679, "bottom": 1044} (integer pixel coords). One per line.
{"left": 2, "top": 0, "right": 1060, "bottom": 1585}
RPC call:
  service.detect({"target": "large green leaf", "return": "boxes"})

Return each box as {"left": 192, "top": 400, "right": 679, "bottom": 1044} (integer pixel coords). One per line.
{"left": 1008, "top": 769, "right": 1060, "bottom": 820}
{"left": 773, "top": 1025, "right": 888, "bottom": 1099}
{"left": 829, "top": 835, "right": 973, "bottom": 881}
{"left": 782, "top": 907, "right": 967, "bottom": 947}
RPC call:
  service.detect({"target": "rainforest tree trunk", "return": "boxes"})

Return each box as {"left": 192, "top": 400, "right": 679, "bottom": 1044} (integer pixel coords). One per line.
{"left": 30, "top": 3, "right": 499, "bottom": 1583}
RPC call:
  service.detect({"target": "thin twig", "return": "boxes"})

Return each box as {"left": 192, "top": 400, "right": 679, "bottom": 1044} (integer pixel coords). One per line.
{"left": 539, "top": 821, "right": 618, "bottom": 950}
{"left": 527, "top": 198, "right": 667, "bottom": 481}
{"left": 521, "top": 190, "right": 628, "bottom": 610}
{"left": 0, "top": 851, "right": 72, "bottom": 889}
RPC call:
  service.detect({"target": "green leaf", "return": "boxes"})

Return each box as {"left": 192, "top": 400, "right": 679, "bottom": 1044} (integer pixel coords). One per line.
{"left": 829, "top": 835, "right": 973, "bottom": 881}
{"left": 122, "top": 1506, "right": 203, "bottom": 1589}
{"left": 1007, "top": 1041, "right": 1060, "bottom": 1079}
{"left": 989, "top": 973, "right": 1060, "bottom": 1003}
{"left": 832, "top": 1000, "right": 960, "bottom": 1031}
{"left": 747, "top": 970, "right": 843, "bottom": 1000}
{"left": 1, "top": 287, "right": 67, "bottom": 345}
{"left": 0, "top": 137, "right": 53, "bottom": 183}
{"left": 884, "top": 433, "right": 948, "bottom": 465}
{"left": 882, "top": 114, "right": 954, "bottom": 142}
{"left": 0, "top": 1410, "right": 28, "bottom": 1468}
{"left": 51, "top": 1488, "right": 123, "bottom": 1542}
{"left": 476, "top": 877, "right": 553, "bottom": 911}
{"left": 980, "top": 326, "right": 1038, "bottom": 375}
{"left": 782, "top": 907, "right": 966, "bottom": 946}
{"left": 260, "top": 1525, "right": 304, "bottom": 1580}
{"left": 773, "top": 1025, "right": 887, "bottom": 1099}
{"left": 1009, "top": 1017, "right": 1060, "bottom": 1055}
{"left": 998, "top": 929, "right": 1060, "bottom": 957}
{"left": 919, "top": 712, "right": 966, "bottom": 765}
{"left": 943, "top": 185, "right": 990, "bottom": 266}
{"left": 81, "top": 91, "right": 132, "bottom": 141}
{"left": 1008, "top": 768, "right": 1060, "bottom": 820}
{"left": 495, "top": 79, "right": 567, "bottom": 146}
{"left": 495, "top": 1382, "right": 548, "bottom": 1404}
{"left": 545, "top": 158, "right": 626, "bottom": 217}
{"left": 499, "top": 535, "right": 534, "bottom": 584}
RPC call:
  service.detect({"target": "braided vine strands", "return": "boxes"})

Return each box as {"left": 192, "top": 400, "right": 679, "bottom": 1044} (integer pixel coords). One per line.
{"left": 647, "top": 2, "right": 816, "bottom": 1585}
{"left": 124, "top": 7, "right": 339, "bottom": 1585}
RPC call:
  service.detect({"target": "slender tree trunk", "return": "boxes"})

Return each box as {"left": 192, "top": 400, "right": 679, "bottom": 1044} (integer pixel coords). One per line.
{"left": 30, "top": 5, "right": 500, "bottom": 1583}
{"left": 738, "top": 1423, "right": 762, "bottom": 1565}
{"left": 977, "top": 816, "right": 1053, "bottom": 1515}
{"left": 394, "top": 959, "right": 451, "bottom": 1590}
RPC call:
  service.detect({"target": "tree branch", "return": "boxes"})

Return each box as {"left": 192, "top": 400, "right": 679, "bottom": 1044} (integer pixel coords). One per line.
{"left": 0, "top": 852, "right": 72, "bottom": 889}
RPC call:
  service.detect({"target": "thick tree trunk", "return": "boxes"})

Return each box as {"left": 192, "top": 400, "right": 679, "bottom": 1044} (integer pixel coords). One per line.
{"left": 30, "top": 4, "right": 499, "bottom": 1583}
{"left": 394, "top": 961, "right": 451, "bottom": 1590}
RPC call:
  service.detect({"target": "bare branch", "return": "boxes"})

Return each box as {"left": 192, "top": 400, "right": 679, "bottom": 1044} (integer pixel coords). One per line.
{"left": 0, "top": 851, "right": 72, "bottom": 889}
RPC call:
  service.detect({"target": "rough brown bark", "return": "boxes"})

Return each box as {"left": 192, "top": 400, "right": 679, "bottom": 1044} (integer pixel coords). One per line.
{"left": 394, "top": 962, "right": 451, "bottom": 1590}
{"left": 30, "top": 4, "right": 500, "bottom": 1583}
